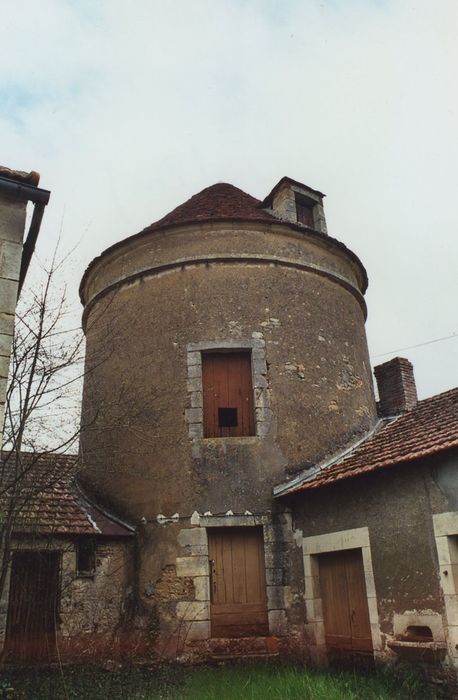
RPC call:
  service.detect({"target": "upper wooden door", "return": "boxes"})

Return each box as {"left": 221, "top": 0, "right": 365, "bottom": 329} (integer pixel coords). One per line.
{"left": 202, "top": 352, "right": 255, "bottom": 437}
{"left": 208, "top": 527, "right": 268, "bottom": 638}
{"left": 4, "top": 551, "right": 60, "bottom": 663}
{"left": 318, "top": 548, "right": 373, "bottom": 654}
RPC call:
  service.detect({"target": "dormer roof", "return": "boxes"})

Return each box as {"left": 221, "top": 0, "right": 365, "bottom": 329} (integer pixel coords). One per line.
{"left": 260, "top": 176, "right": 325, "bottom": 208}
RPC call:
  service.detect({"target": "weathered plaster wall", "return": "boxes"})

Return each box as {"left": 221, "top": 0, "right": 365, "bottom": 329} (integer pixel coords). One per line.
{"left": 80, "top": 262, "right": 375, "bottom": 520}
{"left": 0, "top": 196, "right": 27, "bottom": 447}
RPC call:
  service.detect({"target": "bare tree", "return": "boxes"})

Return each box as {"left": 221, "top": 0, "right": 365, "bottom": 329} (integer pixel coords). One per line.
{"left": 0, "top": 252, "right": 85, "bottom": 600}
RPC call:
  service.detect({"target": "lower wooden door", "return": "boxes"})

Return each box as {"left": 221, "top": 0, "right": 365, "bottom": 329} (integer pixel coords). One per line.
{"left": 208, "top": 527, "right": 269, "bottom": 638}
{"left": 318, "top": 548, "right": 373, "bottom": 656}
{"left": 4, "top": 551, "right": 60, "bottom": 663}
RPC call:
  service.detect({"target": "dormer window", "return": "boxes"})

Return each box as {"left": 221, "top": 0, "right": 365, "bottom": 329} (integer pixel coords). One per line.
{"left": 295, "top": 194, "right": 315, "bottom": 227}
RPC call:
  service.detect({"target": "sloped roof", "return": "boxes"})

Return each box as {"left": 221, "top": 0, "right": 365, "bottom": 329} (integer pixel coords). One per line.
{"left": 79, "top": 177, "right": 369, "bottom": 302}
{"left": 0, "top": 452, "right": 134, "bottom": 537}
{"left": 141, "top": 183, "right": 275, "bottom": 233}
{"left": 277, "top": 386, "right": 458, "bottom": 495}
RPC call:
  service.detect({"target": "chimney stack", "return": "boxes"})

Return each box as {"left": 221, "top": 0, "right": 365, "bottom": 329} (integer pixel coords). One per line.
{"left": 374, "top": 357, "right": 418, "bottom": 416}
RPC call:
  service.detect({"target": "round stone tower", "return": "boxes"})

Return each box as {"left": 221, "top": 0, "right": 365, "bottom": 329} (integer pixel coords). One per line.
{"left": 79, "top": 176, "right": 377, "bottom": 654}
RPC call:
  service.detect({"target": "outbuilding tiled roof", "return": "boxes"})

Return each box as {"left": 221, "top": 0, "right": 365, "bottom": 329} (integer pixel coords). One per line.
{"left": 278, "top": 386, "right": 458, "bottom": 495}
{"left": 0, "top": 452, "right": 134, "bottom": 537}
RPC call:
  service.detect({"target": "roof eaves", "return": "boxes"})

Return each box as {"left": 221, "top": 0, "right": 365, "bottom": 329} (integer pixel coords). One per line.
{"left": 74, "top": 481, "right": 136, "bottom": 535}
{"left": 273, "top": 418, "right": 391, "bottom": 498}
{"left": 299, "top": 439, "right": 458, "bottom": 493}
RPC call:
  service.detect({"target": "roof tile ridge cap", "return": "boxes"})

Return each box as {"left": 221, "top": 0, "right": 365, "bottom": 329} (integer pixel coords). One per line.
{"left": 416, "top": 386, "right": 458, "bottom": 405}
{"left": 73, "top": 478, "right": 136, "bottom": 532}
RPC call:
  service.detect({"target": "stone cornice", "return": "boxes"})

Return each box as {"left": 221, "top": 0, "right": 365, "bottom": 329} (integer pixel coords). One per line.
{"left": 81, "top": 253, "right": 367, "bottom": 331}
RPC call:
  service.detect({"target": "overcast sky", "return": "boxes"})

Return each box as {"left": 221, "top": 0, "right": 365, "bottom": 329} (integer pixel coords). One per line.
{"left": 1, "top": 0, "right": 457, "bottom": 400}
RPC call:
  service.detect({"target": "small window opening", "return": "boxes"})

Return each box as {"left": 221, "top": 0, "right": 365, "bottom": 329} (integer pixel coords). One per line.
{"left": 405, "top": 625, "right": 433, "bottom": 641}
{"left": 295, "top": 194, "right": 315, "bottom": 227}
{"left": 218, "top": 407, "right": 238, "bottom": 428}
{"left": 76, "top": 539, "right": 96, "bottom": 577}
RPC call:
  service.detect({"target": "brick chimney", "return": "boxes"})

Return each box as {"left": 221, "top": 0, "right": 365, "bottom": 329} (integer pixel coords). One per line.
{"left": 374, "top": 357, "right": 418, "bottom": 416}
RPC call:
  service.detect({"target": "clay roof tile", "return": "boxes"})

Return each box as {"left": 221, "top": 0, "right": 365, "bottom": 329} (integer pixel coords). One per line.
{"left": 282, "top": 386, "right": 458, "bottom": 494}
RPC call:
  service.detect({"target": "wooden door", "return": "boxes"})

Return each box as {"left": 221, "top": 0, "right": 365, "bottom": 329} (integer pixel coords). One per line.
{"left": 4, "top": 551, "right": 60, "bottom": 663}
{"left": 208, "top": 528, "right": 268, "bottom": 637}
{"left": 318, "top": 549, "right": 373, "bottom": 655}
{"left": 202, "top": 352, "right": 255, "bottom": 437}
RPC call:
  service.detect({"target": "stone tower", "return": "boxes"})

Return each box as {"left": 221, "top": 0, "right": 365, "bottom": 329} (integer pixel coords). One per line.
{"left": 79, "top": 176, "right": 376, "bottom": 656}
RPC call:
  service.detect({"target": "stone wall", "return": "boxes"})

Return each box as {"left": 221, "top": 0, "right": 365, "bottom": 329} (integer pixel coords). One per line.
{"left": 0, "top": 538, "right": 133, "bottom": 661}
{"left": 288, "top": 455, "right": 457, "bottom": 668}
{"left": 0, "top": 195, "right": 27, "bottom": 447}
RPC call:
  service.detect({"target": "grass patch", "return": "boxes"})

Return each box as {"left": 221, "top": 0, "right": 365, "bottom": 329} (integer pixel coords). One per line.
{"left": 1, "top": 663, "right": 432, "bottom": 700}
{"left": 181, "top": 664, "right": 431, "bottom": 700}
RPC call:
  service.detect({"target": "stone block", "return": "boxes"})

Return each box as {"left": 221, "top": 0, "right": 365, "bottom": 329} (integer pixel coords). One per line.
{"left": 0, "top": 200, "right": 27, "bottom": 243}
{"left": 176, "top": 556, "right": 209, "bottom": 578}
{"left": 188, "top": 423, "right": 203, "bottom": 439}
{"left": 268, "top": 609, "right": 287, "bottom": 636}
{"left": 187, "top": 364, "right": 202, "bottom": 379}
{"left": 253, "top": 359, "right": 267, "bottom": 375}
{"left": 0, "top": 240, "right": 22, "bottom": 281}
{"left": 264, "top": 550, "right": 288, "bottom": 569}
{"left": 251, "top": 347, "right": 266, "bottom": 360}
{"left": 0, "top": 354, "right": 10, "bottom": 379}
{"left": 185, "top": 408, "right": 203, "bottom": 424}
{"left": 191, "top": 391, "right": 203, "bottom": 408}
{"left": 367, "top": 596, "right": 379, "bottom": 624}
{"left": 263, "top": 523, "right": 291, "bottom": 543}
{"left": 306, "top": 597, "right": 323, "bottom": 622}
{"left": 0, "top": 313, "right": 14, "bottom": 336}
{"left": 178, "top": 528, "right": 208, "bottom": 548}
{"left": 187, "top": 376, "right": 202, "bottom": 393}
{"left": 266, "top": 568, "right": 284, "bottom": 586}
{"left": 437, "top": 536, "right": 454, "bottom": 566}
{"left": 445, "top": 594, "right": 458, "bottom": 628}
{"left": 185, "top": 619, "right": 210, "bottom": 641}
{"left": 267, "top": 585, "right": 288, "bottom": 610}
{"left": 304, "top": 575, "right": 319, "bottom": 600}
{"left": 188, "top": 545, "right": 207, "bottom": 556}
{"left": 302, "top": 527, "right": 369, "bottom": 555}
{"left": 194, "top": 576, "right": 210, "bottom": 601}
{"left": 187, "top": 351, "right": 201, "bottom": 367}
{"left": 253, "top": 374, "right": 268, "bottom": 389}
{"left": 433, "top": 512, "right": 458, "bottom": 538}
{"left": 440, "top": 565, "right": 458, "bottom": 595}
{"left": 176, "top": 601, "right": 209, "bottom": 621}
{"left": 0, "top": 333, "right": 13, "bottom": 358}
{"left": 370, "top": 623, "right": 383, "bottom": 651}
{"left": 0, "top": 279, "right": 19, "bottom": 314}
{"left": 256, "top": 421, "right": 270, "bottom": 437}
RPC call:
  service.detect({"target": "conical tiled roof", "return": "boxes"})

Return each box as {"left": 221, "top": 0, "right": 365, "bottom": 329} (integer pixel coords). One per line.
{"left": 141, "top": 183, "right": 275, "bottom": 233}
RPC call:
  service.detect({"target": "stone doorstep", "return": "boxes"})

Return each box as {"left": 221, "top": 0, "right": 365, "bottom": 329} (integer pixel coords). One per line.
{"left": 210, "top": 651, "right": 280, "bottom": 662}
{"left": 208, "top": 635, "right": 280, "bottom": 655}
